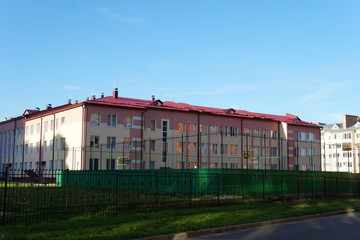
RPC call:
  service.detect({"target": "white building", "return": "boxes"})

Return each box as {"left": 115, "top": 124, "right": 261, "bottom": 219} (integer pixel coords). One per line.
{"left": 321, "top": 115, "right": 360, "bottom": 173}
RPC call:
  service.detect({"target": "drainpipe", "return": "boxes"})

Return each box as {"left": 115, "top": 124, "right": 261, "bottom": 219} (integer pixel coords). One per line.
{"left": 277, "top": 121, "right": 281, "bottom": 170}
{"left": 38, "top": 117, "right": 43, "bottom": 173}
{"left": 52, "top": 113, "right": 56, "bottom": 170}
{"left": 140, "top": 108, "right": 148, "bottom": 169}
{"left": 197, "top": 111, "right": 201, "bottom": 169}
{"left": 240, "top": 118, "right": 243, "bottom": 169}
{"left": 12, "top": 119, "right": 17, "bottom": 172}
{"left": 21, "top": 124, "right": 25, "bottom": 176}
{"left": 81, "top": 103, "right": 88, "bottom": 170}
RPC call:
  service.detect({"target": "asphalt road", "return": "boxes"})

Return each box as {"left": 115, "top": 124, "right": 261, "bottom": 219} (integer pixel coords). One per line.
{"left": 187, "top": 212, "right": 360, "bottom": 240}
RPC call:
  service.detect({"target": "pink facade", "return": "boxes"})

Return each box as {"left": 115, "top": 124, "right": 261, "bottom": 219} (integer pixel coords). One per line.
{"left": 0, "top": 89, "right": 321, "bottom": 172}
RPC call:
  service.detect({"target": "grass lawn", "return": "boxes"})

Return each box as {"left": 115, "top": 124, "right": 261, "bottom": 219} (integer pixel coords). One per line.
{"left": 1, "top": 197, "right": 360, "bottom": 240}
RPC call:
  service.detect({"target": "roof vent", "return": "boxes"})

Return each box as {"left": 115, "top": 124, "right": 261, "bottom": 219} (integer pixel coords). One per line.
{"left": 225, "top": 108, "right": 236, "bottom": 114}
{"left": 75, "top": 100, "right": 78, "bottom": 104}
{"left": 91, "top": 95, "right": 96, "bottom": 100}
{"left": 150, "top": 99, "right": 163, "bottom": 106}
{"left": 113, "top": 88, "right": 118, "bottom": 98}
{"left": 86, "top": 97, "right": 89, "bottom": 101}
{"left": 101, "top": 93, "right": 104, "bottom": 98}
{"left": 151, "top": 95, "right": 155, "bottom": 101}
{"left": 46, "top": 104, "right": 52, "bottom": 109}
{"left": 68, "top": 99, "right": 72, "bottom": 104}
{"left": 35, "top": 107, "right": 40, "bottom": 111}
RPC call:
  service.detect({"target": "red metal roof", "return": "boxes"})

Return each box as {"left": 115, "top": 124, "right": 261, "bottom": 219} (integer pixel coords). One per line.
{"left": 87, "top": 96, "right": 319, "bottom": 128}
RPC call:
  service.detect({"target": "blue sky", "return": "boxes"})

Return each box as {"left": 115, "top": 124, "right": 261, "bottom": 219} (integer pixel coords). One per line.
{"left": 1, "top": 0, "right": 360, "bottom": 124}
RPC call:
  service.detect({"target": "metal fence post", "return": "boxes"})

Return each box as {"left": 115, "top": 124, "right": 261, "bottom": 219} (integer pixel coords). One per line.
{"left": 217, "top": 173, "right": 220, "bottom": 206}
{"left": 297, "top": 175, "right": 300, "bottom": 199}
{"left": 324, "top": 176, "right": 326, "bottom": 197}
{"left": 155, "top": 171, "right": 159, "bottom": 211}
{"left": 189, "top": 172, "right": 192, "bottom": 207}
{"left": 262, "top": 174, "right": 265, "bottom": 200}
{"left": 2, "top": 167, "right": 8, "bottom": 225}
{"left": 115, "top": 171, "right": 119, "bottom": 214}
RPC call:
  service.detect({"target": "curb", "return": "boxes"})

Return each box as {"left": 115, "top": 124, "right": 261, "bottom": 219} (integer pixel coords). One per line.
{"left": 138, "top": 209, "right": 357, "bottom": 240}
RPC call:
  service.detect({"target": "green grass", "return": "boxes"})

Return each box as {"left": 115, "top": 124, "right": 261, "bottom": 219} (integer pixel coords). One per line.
{"left": 1, "top": 197, "right": 360, "bottom": 240}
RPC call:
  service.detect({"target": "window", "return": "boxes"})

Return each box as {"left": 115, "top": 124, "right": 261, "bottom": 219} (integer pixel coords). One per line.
{"left": 188, "top": 142, "right": 196, "bottom": 153}
{"left": 230, "top": 127, "right": 238, "bottom": 137}
{"left": 271, "top": 147, "right": 278, "bottom": 156}
{"left": 151, "top": 140, "right": 156, "bottom": 151}
{"left": 211, "top": 144, "right": 218, "bottom": 154}
{"left": 176, "top": 141, "right": 184, "bottom": 153}
{"left": 243, "top": 128, "right": 250, "bottom": 136}
{"left": 342, "top": 142, "right": 352, "bottom": 151}
{"left": 201, "top": 143, "right": 208, "bottom": 154}
{"left": 107, "top": 114, "right": 117, "bottom": 127}
{"left": 107, "top": 137, "right": 116, "bottom": 149}
{"left": 26, "top": 126, "right": 29, "bottom": 136}
{"left": 308, "top": 132, "right": 315, "bottom": 142}
{"left": 59, "top": 138, "right": 65, "bottom": 150}
{"left": 44, "top": 121, "right": 48, "bottom": 132}
{"left": 230, "top": 145, "right": 238, "bottom": 155}
{"left": 221, "top": 144, "right": 228, "bottom": 154}
{"left": 176, "top": 122, "right": 185, "bottom": 133}
{"left": 162, "top": 151, "right": 167, "bottom": 162}
{"left": 188, "top": 123, "right": 196, "bottom": 134}
{"left": 221, "top": 126, "right": 228, "bottom": 136}
{"left": 89, "top": 158, "right": 99, "bottom": 170}
{"left": 90, "top": 113, "right": 100, "bottom": 126}
{"left": 162, "top": 120, "right": 168, "bottom": 142}
{"left": 200, "top": 124, "right": 207, "bottom": 134}
{"left": 210, "top": 125, "right": 218, "bottom": 134}
{"left": 30, "top": 143, "right": 33, "bottom": 154}
{"left": 151, "top": 120, "right": 156, "bottom": 131}
{"left": 124, "top": 116, "right": 133, "bottom": 128}
{"left": 253, "top": 129, "right": 260, "bottom": 137}
{"left": 50, "top": 120, "right": 54, "bottom": 131}
{"left": 90, "top": 136, "right": 100, "bottom": 148}
{"left": 30, "top": 125, "right": 34, "bottom": 135}
{"left": 36, "top": 142, "right": 40, "bottom": 152}
{"left": 106, "top": 159, "right": 115, "bottom": 170}
{"left": 343, "top": 133, "right": 351, "bottom": 139}
{"left": 300, "top": 132, "right": 307, "bottom": 141}
{"left": 50, "top": 140, "right": 53, "bottom": 151}
{"left": 37, "top": 123, "right": 40, "bottom": 134}
{"left": 271, "top": 130, "right": 278, "bottom": 139}
{"left": 61, "top": 117, "right": 65, "bottom": 125}
{"left": 124, "top": 137, "right": 132, "bottom": 150}
{"left": 25, "top": 144, "right": 28, "bottom": 154}
{"left": 44, "top": 141, "right": 47, "bottom": 152}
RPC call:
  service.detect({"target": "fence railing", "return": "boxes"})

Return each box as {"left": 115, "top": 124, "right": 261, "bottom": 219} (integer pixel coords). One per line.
{"left": 4, "top": 132, "right": 322, "bottom": 173}
{"left": 1, "top": 168, "right": 359, "bottom": 225}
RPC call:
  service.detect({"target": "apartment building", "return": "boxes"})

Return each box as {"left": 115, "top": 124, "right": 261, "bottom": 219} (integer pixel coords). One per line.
{"left": 0, "top": 88, "right": 321, "bottom": 172}
{"left": 320, "top": 115, "right": 360, "bottom": 173}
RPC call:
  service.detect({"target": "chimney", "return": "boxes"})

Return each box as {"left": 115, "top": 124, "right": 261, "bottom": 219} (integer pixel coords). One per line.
{"left": 151, "top": 95, "right": 155, "bottom": 101}
{"left": 101, "top": 93, "right": 104, "bottom": 98}
{"left": 46, "top": 104, "right": 52, "bottom": 109}
{"left": 86, "top": 97, "right": 89, "bottom": 101}
{"left": 91, "top": 95, "right": 96, "bottom": 100}
{"left": 68, "top": 99, "right": 72, "bottom": 104}
{"left": 112, "top": 88, "right": 118, "bottom": 98}
{"left": 75, "top": 100, "right": 78, "bottom": 104}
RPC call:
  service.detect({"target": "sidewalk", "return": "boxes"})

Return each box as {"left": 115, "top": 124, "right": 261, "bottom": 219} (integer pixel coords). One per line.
{"left": 138, "top": 209, "right": 357, "bottom": 240}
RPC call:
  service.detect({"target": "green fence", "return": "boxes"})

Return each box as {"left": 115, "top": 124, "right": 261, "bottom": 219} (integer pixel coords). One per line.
{"left": 56, "top": 169, "right": 360, "bottom": 198}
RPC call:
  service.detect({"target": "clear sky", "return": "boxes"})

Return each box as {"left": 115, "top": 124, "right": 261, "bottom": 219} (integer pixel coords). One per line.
{"left": 1, "top": 0, "right": 360, "bottom": 124}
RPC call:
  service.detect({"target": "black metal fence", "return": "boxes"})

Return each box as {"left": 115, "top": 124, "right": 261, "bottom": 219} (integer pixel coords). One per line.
{"left": 1, "top": 168, "right": 359, "bottom": 226}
